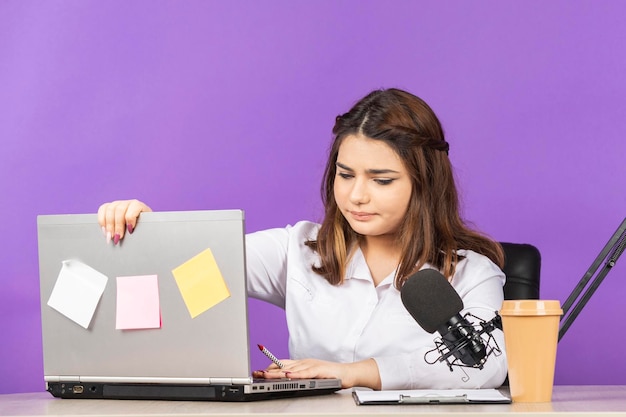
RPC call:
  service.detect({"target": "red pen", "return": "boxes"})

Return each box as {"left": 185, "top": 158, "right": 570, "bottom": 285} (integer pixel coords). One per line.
{"left": 257, "top": 344, "right": 285, "bottom": 369}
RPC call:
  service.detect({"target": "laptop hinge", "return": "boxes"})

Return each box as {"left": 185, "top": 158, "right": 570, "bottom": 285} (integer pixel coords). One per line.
{"left": 56, "top": 376, "right": 255, "bottom": 385}
{"left": 45, "top": 376, "right": 81, "bottom": 382}
{"left": 214, "top": 377, "right": 253, "bottom": 385}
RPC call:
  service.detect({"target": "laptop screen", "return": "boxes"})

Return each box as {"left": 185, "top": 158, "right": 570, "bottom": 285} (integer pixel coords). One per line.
{"left": 38, "top": 210, "right": 251, "bottom": 384}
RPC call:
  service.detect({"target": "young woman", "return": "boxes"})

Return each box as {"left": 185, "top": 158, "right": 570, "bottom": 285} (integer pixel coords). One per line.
{"left": 98, "top": 88, "right": 507, "bottom": 390}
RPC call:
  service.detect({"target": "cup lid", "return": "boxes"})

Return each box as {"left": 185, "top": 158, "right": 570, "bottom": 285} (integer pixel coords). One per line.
{"left": 499, "top": 299, "right": 563, "bottom": 316}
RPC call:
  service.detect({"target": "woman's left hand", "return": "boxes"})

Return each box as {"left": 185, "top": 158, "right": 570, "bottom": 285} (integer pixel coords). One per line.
{"left": 253, "top": 358, "right": 381, "bottom": 390}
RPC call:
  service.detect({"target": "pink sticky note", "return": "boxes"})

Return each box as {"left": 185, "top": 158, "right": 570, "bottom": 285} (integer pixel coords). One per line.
{"left": 115, "top": 275, "right": 161, "bottom": 330}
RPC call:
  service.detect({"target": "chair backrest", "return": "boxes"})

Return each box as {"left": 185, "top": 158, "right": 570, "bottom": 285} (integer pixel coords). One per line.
{"left": 500, "top": 242, "right": 541, "bottom": 300}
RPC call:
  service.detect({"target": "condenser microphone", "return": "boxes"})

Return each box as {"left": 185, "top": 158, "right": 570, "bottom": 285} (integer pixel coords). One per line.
{"left": 400, "top": 269, "right": 500, "bottom": 370}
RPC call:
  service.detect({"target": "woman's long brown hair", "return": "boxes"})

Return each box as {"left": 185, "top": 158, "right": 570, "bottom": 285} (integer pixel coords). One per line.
{"left": 306, "top": 88, "right": 503, "bottom": 288}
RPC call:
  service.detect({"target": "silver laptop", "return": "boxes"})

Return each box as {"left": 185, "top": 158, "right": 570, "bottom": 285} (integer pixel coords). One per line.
{"left": 37, "top": 210, "right": 341, "bottom": 401}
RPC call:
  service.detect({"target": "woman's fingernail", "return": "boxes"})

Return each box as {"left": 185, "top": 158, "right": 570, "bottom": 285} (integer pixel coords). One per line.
{"left": 127, "top": 223, "right": 134, "bottom": 234}
{"left": 101, "top": 226, "right": 106, "bottom": 236}
{"left": 113, "top": 234, "right": 120, "bottom": 245}
{"left": 106, "top": 231, "right": 112, "bottom": 244}
{"left": 284, "top": 371, "right": 291, "bottom": 377}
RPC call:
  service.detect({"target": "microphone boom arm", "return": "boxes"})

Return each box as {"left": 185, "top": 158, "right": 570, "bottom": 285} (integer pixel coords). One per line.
{"left": 558, "top": 217, "right": 626, "bottom": 341}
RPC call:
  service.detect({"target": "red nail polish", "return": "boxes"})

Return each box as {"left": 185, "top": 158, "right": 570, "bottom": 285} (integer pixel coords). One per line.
{"left": 113, "top": 234, "right": 120, "bottom": 245}
{"left": 127, "top": 224, "right": 134, "bottom": 234}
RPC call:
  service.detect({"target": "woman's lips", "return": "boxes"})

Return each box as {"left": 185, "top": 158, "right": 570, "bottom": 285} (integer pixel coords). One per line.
{"left": 349, "top": 211, "right": 375, "bottom": 221}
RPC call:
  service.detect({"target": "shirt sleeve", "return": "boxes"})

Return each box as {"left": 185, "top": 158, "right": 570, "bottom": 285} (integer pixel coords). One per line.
{"left": 245, "top": 221, "right": 321, "bottom": 309}
{"left": 244, "top": 227, "right": 290, "bottom": 309}
{"left": 373, "top": 252, "right": 508, "bottom": 389}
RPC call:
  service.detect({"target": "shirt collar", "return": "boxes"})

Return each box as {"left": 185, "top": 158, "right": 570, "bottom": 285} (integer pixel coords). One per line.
{"left": 345, "top": 247, "right": 370, "bottom": 281}
{"left": 344, "top": 246, "right": 397, "bottom": 287}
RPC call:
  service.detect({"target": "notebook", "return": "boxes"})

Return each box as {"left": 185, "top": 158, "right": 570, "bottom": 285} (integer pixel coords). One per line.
{"left": 37, "top": 210, "right": 341, "bottom": 401}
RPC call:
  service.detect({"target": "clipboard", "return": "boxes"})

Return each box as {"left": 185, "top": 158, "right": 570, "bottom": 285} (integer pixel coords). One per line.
{"left": 352, "top": 388, "right": 511, "bottom": 405}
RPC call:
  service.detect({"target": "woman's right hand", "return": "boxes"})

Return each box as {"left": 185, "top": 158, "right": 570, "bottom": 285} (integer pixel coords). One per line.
{"left": 97, "top": 199, "right": 152, "bottom": 244}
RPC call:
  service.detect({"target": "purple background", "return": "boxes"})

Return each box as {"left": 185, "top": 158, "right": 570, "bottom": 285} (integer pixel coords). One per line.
{"left": 1, "top": 1, "right": 625, "bottom": 394}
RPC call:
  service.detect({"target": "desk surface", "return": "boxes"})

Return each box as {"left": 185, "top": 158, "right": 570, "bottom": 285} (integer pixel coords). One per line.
{"left": 1, "top": 386, "right": 625, "bottom": 417}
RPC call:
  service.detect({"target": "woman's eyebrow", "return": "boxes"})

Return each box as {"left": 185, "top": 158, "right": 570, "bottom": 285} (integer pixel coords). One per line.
{"left": 336, "top": 162, "right": 399, "bottom": 175}
{"left": 336, "top": 162, "right": 353, "bottom": 171}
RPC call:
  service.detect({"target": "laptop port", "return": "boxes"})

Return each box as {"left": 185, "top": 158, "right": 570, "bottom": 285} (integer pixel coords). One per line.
{"left": 72, "top": 385, "right": 84, "bottom": 394}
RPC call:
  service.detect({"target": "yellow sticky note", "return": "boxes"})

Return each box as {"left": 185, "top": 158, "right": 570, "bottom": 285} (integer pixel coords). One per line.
{"left": 172, "top": 248, "right": 230, "bottom": 318}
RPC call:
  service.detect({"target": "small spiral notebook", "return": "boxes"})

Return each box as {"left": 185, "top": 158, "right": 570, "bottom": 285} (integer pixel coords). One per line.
{"left": 352, "top": 388, "right": 511, "bottom": 405}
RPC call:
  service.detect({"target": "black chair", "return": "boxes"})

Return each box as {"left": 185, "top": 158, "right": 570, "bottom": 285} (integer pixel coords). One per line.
{"left": 498, "top": 242, "right": 541, "bottom": 386}
{"left": 500, "top": 242, "right": 541, "bottom": 300}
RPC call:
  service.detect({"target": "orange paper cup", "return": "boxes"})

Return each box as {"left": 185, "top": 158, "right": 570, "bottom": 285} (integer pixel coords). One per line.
{"left": 499, "top": 300, "right": 563, "bottom": 403}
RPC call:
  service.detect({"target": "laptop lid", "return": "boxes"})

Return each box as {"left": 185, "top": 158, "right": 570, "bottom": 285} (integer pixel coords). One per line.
{"left": 38, "top": 210, "right": 252, "bottom": 385}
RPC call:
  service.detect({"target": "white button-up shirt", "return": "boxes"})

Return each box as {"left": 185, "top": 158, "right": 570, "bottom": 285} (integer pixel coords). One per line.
{"left": 245, "top": 221, "right": 508, "bottom": 389}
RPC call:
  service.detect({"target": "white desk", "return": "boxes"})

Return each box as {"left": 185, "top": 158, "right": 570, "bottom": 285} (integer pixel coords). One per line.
{"left": 1, "top": 386, "right": 625, "bottom": 416}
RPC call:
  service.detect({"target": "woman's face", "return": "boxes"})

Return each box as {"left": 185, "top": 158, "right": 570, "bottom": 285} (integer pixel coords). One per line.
{"left": 334, "top": 134, "right": 412, "bottom": 239}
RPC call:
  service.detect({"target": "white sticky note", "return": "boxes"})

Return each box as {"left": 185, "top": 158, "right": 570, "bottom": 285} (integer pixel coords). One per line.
{"left": 47, "top": 260, "right": 109, "bottom": 329}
